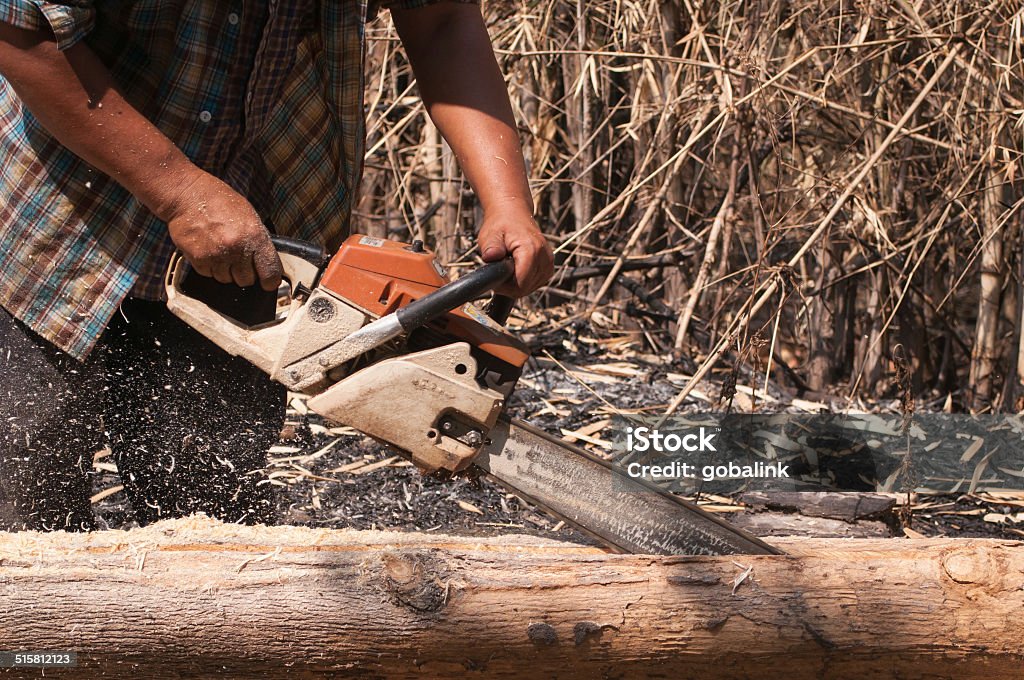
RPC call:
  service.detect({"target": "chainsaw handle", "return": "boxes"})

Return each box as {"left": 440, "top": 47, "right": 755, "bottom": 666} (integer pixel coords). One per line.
{"left": 486, "top": 294, "right": 515, "bottom": 325}
{"left": 396, "top": 258, "right": 514, "bottom": 333}
{"left": 165, "top": 236, "right": 326, "bottom": 374}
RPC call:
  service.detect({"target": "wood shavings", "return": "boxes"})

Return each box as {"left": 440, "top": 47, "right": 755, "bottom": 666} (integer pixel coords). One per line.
{"left": 730, "top": 562, "right": 753, "bottom": 594}
{"left": 90, "top": 485, "right": 124, "bottom": 504}
{"left": 456, "top": 500, "right": 483, "bottom": 515}
{"left": 288, "top": 397, "right": 309, "bottom": 416}
{"left": 559, "top": 428, "right": 612, "bottom": 449}
{"left": 351, "top": 456, "right": 400, "bottom": 475}
{"left": 959, "top": 437, "right": 985, "bottom": 463}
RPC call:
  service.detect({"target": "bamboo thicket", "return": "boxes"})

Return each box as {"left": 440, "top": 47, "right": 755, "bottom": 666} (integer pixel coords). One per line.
{"left": 356, "top": 1, "right": 1024, "bottom": 413}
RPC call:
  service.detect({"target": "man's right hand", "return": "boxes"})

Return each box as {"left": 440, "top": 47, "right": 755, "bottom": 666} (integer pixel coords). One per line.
{"left": 0, "top": 23, "right": 282, "bottom": 293}
{"left": 159, "top": 170, "right": 283, "bottom": 292}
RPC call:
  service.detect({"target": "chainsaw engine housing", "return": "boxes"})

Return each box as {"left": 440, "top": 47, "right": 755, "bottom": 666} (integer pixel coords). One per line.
{"left": 167, "top": 234, "right": 529, "bottom": 472}
{"left": 305, "top": 235, "right": 529, "bottom": 471}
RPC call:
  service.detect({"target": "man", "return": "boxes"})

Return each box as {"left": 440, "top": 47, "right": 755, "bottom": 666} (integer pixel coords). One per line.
{"left": 0, "top": 0, "right": 553, "bottom": 531}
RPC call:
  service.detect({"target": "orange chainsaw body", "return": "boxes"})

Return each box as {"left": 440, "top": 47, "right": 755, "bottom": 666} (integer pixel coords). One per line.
{"left": 167, "top": 233, "right": 528, "bottom": 472}
{"left": 318, "top": 234, "right": 529, "bottom": 370}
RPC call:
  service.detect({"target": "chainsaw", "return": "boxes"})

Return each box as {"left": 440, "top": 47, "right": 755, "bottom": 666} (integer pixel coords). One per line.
{"left": 165, "top": 234, "right": 780, "bottom": 556}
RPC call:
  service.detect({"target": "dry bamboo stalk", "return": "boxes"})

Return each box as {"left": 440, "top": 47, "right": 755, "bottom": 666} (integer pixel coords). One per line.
{"left": 1017, "top": 238, "right": 1024, "bottom": 394}
{"left": 970, "top": 167, "right": 1006, "bottom": 411}
{"left": 662, "top": 44, "right": 962, "bottom": 417}
{"left": 675, "top": 149, "right": 739, "bottom": 350}
{"left": 806, "top": 239, "right": 833, "bottom": 391}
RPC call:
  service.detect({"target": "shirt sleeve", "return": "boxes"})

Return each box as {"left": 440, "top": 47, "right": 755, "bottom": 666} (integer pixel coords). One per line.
{"left": 0, "top": 1, "right": 95, "bottom": 50}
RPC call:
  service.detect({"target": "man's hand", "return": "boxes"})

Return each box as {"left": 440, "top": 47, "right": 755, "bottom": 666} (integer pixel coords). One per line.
{"left": 392, "top": 4, "right": 554, "bottom": 298}
{"left": 159, "top": 170, "right": 283, "bottom": 291}
{"left": 0, "top": 22, "right": 281, "bottom": 292}
{"left": 477, "top": 205, "right": 553, "bottom": 296}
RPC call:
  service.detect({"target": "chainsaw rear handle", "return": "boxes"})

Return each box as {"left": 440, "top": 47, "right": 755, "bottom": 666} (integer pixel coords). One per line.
{"left": 396, "top": 258, "right": 514, "bottom": 333}
{"left": 165, "top": 235, "right": 325, "bottom": 374}
{"left": 171, "top": 234, "right": 325, "bottom": 300}
{"left": 269, "top": 235, "right": 328, "bottom": 277}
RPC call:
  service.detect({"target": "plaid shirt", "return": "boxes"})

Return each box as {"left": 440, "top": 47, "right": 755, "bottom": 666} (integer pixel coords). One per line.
{"left": 0, "top": 0, "right": 467, "bottom": 359}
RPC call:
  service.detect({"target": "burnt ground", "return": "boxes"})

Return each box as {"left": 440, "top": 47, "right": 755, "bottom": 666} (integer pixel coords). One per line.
{"left": 89, "top": 317, "right": 1024, "bottom": 543}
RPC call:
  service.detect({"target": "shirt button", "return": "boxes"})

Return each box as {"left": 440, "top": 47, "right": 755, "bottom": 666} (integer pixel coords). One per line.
{"left": 228, "top": 12, "right": 239, "bottom": 25}
{"left": 199, "top": 110, "right": 212, "bottom": 123}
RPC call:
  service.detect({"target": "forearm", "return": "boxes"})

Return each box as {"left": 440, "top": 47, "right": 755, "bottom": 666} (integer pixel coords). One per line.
{"left": 392, "top": 4, "right": 533, "bottom": 217}
{"left": 0, "top": 22, "right": 198, "bottom": 220}
{"left": 391, "top": 3, "right": 552, "bottom": 294}
{"left": 0, "top": 22, "right": 282, "bottom": 290}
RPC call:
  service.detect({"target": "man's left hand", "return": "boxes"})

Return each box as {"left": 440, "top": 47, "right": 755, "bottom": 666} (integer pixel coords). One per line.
{"left": 477, "top": 205, "right": 553, "bottom": 297}
{"left": 391, "top": 4, "right": 553, "bottom": 298}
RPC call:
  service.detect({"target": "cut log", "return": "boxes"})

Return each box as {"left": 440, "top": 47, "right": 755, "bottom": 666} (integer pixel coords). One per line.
{"left": 1, "top": 516, "right": 1022, "bottom": 678}
{"left": 730, "top": 491, "right": 897, "bottom": 537}
{"left": 738, "top": 491, "right": 897, "bottom": 521}
{"left": 730, "top": 511, "right": 891, "bottom": 538}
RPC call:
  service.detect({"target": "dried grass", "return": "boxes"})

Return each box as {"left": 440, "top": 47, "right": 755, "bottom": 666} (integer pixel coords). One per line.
{"left": 356, "top": 1, "right": 1024, "bottom": 413}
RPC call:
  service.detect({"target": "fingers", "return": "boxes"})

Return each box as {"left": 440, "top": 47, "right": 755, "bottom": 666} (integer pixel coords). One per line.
{"left": 182, "top": 237, "right": 280, "bottom": 291}
{"left": 210, "top": 261, "right": 234, "bottom": 285}
{"left": 478, "top": 228, "right": 508, "bottom": 262}
{"left": 190, "top": 260, "right": 214, "bottom": 279}
{"left": 510, "top": 247, "right": 533, "bottom": 292}
{"left": 510, "top": 237, "right": 554, "bottom": 295}
{"left": 203, "top": 246, "right": 268, "bottom": 289}
{"left": 482, "top": 220, "right": 553, "bottom": 297}
{"left": 252, "top": 238, "right": 284, "bottom": 292}
{"left": 229, "top": 259, "right": 257, "bottom": 288}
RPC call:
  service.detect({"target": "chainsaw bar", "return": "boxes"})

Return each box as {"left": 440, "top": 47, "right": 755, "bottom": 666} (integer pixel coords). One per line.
{"left": 475, "top": 417, "right": 783, "bottom": 556}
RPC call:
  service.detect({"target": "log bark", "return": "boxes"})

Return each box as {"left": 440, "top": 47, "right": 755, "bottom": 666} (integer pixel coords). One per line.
{"left": 1, "top": 516, "right": 1022, "bottom": 679}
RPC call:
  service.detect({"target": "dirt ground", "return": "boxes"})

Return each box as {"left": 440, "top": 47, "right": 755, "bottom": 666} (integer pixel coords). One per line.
{"left": 89, "top": 319, "right": 1024, "bottom": 543}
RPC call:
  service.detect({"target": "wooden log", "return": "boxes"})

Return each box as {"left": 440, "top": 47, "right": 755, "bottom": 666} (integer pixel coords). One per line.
{"left": 1, "top": 516, "right": 1022, "bottom": 679}
{"left": 730, "top": 511, "right": 891, "bottom": 538}
{"left": 737, "top": 491, "right": 898, "bottom": 521}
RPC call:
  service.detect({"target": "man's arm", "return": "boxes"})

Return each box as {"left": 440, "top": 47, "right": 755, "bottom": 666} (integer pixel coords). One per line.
{"left": 390, "top": 2, "right": 553, "bottom": 296}
{"left": 0, "top": 22, "right": 282, "bottom": 290}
